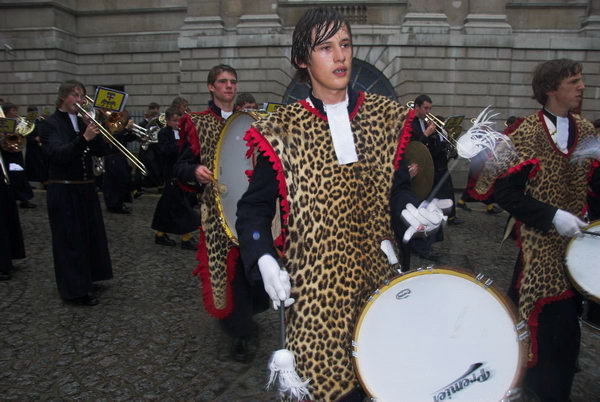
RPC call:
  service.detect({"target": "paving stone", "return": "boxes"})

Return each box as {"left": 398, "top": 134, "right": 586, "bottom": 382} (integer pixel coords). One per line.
{"left": 0, "top": 191, "right": 598, "bottom": 400}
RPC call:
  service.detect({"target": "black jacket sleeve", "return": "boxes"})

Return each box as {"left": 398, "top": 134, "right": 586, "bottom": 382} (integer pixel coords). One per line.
{"left": 173, "top": 141, "right": 204, "bottom": 192}
{"left": 493, "top": 164, "right": 557, "bottom": 231}
{"left": 236, "top": 153, "right": 279, "bottom": 284}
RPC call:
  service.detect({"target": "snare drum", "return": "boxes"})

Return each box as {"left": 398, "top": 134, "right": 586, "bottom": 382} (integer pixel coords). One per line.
{"left": 352, "top": 267, "right": 526, "bottom": 402}
{"left": 565, "top": 220, "right": 600, "bottom": 303}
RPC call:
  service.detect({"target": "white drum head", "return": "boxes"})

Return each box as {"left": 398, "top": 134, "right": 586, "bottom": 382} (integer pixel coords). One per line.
{"left": 214, "top": 112, "right": 257, "bottom": 241}
{"left": 566, "top": 221, "right": 600, "bottom": 302}
{"left": 353, "top": 268, "right": 524, "bottom": 402}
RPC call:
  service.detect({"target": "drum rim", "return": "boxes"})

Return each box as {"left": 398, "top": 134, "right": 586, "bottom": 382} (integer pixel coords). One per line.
{"left": 565, "top": 220, "right": 600, "bottom": 303}
{"left": 351, "top": 265, "right": 527, "bottom": 400}
{"left": 212, "top": 110, "right": 263, "bottom": 245}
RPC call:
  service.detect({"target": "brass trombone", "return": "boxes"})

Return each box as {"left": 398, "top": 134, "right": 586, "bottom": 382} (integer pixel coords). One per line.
{"left": 0, "top": 107, "right": 9, "bottom": 184}
{"left": 76, "top": 96, "right": 148, "bottom": 176}
{"left": 406, "top": 101, "right": 458, "bottom": 145}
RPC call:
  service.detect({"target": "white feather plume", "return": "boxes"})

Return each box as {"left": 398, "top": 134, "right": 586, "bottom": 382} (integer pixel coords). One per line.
{"left": 456, "top": 106, "right": 513, "bottom": 160}
{"left": 571, "top": 136, "right": 600, "bottom": 164}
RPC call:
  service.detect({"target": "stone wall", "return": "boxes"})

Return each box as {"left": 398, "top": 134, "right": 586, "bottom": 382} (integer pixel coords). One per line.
{"left": 1, "top": 0, "right": 599, "bottom": 126}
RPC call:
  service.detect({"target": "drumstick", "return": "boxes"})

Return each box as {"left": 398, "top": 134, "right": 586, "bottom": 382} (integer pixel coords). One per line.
{"left": 581, "top": 230, "right": 600, "bottom": 237}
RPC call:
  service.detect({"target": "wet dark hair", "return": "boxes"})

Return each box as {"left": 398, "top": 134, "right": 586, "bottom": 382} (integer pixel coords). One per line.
{"left": 291, "top": 7, "right": 352, "bottom": 83}
{"left": 414, "top": 94, "right": 432, "bottom": 107}
{"left": 55, "top": 80, "right": 86, "bottom": 108}
{"left": 531, "top": 59, "right": 582, "bottom": 106}
{"left": 2, "top": 102, "right": 17, "bottom": 115}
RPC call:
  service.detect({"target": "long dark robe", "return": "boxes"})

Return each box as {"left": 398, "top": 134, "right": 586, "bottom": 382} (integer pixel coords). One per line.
{"left": 151, "top": 126, "right": 199, "bottom": 234}
{"left": 40, "top": 110, "right": 113, "bottom": 300}
{"left": 0, "top": 172, "right": 25, "bottom": 273}
{"left": 1, "top": 149, "right": 34, "bottom": 201}
{"left": 102, "top": 129, "right": 135, "bottom": 209}
{"left": 25, "top": 124, "right": 48, "bottom": 183}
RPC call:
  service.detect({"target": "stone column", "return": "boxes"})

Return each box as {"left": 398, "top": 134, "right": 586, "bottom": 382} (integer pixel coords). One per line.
{"left": 180, "top": 0, "right": 225, "bottom": 39}
{"left": 463, "top": 0, "right": 511, "bottom": 35}
{"left": 235, "top": 0, "right": 281, "bottom": 35}
{"left": 403, "top": 0, "right": 450, "bottom": 34}
{"left": 581, "top": 0, "right": 600, "bottom": 36}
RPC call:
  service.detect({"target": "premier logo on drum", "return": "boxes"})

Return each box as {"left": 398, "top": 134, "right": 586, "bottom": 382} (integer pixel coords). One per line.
{"left": 432, "top": 362, "right": 492, "bottom": 401}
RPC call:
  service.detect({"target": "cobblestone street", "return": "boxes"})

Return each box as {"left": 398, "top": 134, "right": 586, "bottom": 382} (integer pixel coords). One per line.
{"left": 1, "top": 189, "right": 599, "bottom": 401}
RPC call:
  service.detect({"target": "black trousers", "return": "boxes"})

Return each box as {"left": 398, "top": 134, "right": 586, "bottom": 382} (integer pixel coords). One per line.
{"left": 523, "top": 297, "right": 581, "bottom": 402}
{"left": 219, "top": 262, "right": 270, "bottom": 338}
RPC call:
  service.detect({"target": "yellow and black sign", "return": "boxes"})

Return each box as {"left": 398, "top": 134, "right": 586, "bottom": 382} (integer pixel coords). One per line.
{"left": 0, "top": 118, "right": 17, "bottom": 134}
{"left": 93, "top": 87, "right": 128, "bottom": 112}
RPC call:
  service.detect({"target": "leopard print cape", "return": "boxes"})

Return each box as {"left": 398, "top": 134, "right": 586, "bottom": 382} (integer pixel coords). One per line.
{"left": 245, "top": 92, "right": 413, "bottom": 401}
{"left": 186, "top": 109, "right": 239, "bottom": 319}
{"left": 474, "top": 111, "right": 596, "bottom": 364}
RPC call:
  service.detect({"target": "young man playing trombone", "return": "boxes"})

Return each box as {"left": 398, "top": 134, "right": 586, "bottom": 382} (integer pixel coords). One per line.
{"left": 40, "top": 80, "right": 113, "bottom": 306}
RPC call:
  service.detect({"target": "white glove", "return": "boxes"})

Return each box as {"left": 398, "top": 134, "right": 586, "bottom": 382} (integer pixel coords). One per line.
{"left": 401, "top": 198, "right": 451, "bottom": 243}
{"left": 258, "top": 254, "right": 294, "bottom": 309}
{"left": 552, "top": 209, "right": 586, "bottom": 237}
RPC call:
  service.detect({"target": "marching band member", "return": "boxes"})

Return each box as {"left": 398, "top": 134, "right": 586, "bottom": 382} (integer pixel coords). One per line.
{"left": 1, "top": 103, "right": 36, "bottom": 208}
{"left": 473, "top": 59, "right": 600, "bottom": 400}
{"left": 0, "top": 153, "right": 25, "bottom": 281}
{"left": 151, "top": 107, "right": 199, "bottom": 249}
{"left": 175, "top": 65, "right": 269, "bottom": 363}
{"left": 236, "top": 8, "right": 449, "bottom": 400}
{"left": 40, "top": 80, "right": 113, "bottom": 306}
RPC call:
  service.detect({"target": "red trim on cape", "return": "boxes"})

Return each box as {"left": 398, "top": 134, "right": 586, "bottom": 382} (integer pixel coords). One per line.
{"left": 469, "top": 158, "right": 541, "bottom": 201}
{"left": 538, "top": 110, "right": 580, "bottom": 158}
{"left": 178, "top": 113, "right": 200, "bottom": 155}
{"left": 297, "top": 91, "right": 365, "bottom": 122}
{"left": 504, "top": 117, "right": 525, "bottom": 136}
{"left": 588, "top": 160, "right": 600, "bottom": 183}
{"left": 527, "top": 289, "right": 576, "bottom": 367}
{"left": 192, "top": 228, "right": 239, "bottom": 319}
{"left": 244, "top": 127, "right": 289, "bottom": 250}
{"left": 394, "top": 108, "right": 416, "bottom": 170}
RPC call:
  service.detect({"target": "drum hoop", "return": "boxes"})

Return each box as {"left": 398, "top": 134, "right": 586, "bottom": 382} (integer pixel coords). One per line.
{"left": 352, "top": 265, "right": 527, "bottom": 399}
{"left": 565, "top": 220, "right": 600, "bottom": 303}
{"left": 212, "top": 110, "right": 264, "bottom": 245}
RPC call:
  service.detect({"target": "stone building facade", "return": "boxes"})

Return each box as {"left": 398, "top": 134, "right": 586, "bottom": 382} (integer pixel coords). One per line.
{"left": 1, "top": 0, "right": 599, "bottom": 123}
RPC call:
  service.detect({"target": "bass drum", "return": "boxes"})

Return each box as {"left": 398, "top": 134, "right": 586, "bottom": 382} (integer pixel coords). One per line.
{"left": 352, "top": 267, "right": 526, "bottom": 402}
{"left": 565, "top": 220, "right": 600, "bottom": 303}
{"left": 213, "top": 110, "right": 279, "bottom": 244}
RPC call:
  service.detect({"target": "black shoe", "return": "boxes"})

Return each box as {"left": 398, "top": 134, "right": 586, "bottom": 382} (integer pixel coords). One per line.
{"left": 231, "top": 337, "right": 252, "bottom": 363}
{"left": 155, "top": 234, "right": 176, "bottom": 247}
{"left": 486, "top": 205, "right": 503, "bottom": 215}
{"left": 181, "top": 239, "right": 197, "bottom": 250}
{"left": 66, "top": 294, "right": 99, "bottom": 306}
{"left": 107, "top": 205, "right": 131, "bottom": 214}
{"left": 132, "top": 189, "right": 144, "bottom": 199}
{"left": 19, "top": 200, "right": 37, "bottom": 209}
{"left": 0, "top": 271, "right": 12, "bottom": 281}
{"left": 448, "top": 217, "right": 465, "bottom": 225}
{"left": 457, "top": 201, "right": 471, "bottom": 212}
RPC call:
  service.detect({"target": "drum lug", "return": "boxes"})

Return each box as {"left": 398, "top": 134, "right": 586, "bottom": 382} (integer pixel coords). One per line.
{"left": 516, "top": 320, "right": 529, "bottom": 341}
{"left": 416, "top": 265, "right": 434, "bottom": 272}
{"left": 475, "top": 273, "right": 494, "bottom": 288}
{"left": 368, "top": 289, "right": 381, "bottom": 302}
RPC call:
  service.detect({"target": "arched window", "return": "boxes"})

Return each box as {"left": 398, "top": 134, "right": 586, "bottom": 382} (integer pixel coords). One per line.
{"left": 282, "top": 58, "right": 396, "bottom": 104}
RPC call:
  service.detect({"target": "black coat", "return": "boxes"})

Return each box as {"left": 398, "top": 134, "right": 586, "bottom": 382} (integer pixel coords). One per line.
{"left": 40, "top": 110, "right": 113, "bottom": 299}
{"left": 0, "top": 170, "right": 25, "bottom": 273}
{"left": 151, "top": 126, "right": 200, "bottom": 234}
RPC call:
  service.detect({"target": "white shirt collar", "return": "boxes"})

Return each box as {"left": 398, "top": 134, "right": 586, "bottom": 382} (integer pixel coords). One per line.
{"left": 543, "top": 112, "right": 569, "bottom": 153}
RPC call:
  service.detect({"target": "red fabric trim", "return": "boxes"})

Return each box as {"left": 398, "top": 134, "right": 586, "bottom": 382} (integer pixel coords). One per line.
{"left": 538, "top": 110, "right": 579, "bottom": 158}
{"left": 192, "top": 228, "right": 239, "bottom": 319}
{"left": 349, "top": 91, "right": 365, "bottom": 120}
{"left": 527, "top": 289, "right": 575, "bottom": 367}
{"left": 504, "top": 117, "right": 525, "bottom": 136}
{"left": 244, "top": 127, "right": 289, "bottom": 250}
{"left": 179, "top": 113, "right": 200, "bottom": 156}
{"left": 394, "top": 108, "right": 416, "bottom": 170}
{"left": 176, "top": 180, "right": 198, "bottom": 193}
{"left": 469, "top": 159, "right": 541, "bottom": 201}
{"left": 299, "top": 99, "right": 327, "bottom": 121}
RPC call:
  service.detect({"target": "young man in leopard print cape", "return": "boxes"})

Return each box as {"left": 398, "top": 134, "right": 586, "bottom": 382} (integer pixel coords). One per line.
{"left": 473, "top": 58, "right": 600, "bottom": 400}
{"left": 236, "top": 7, "right": 450, "bottom": 401}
